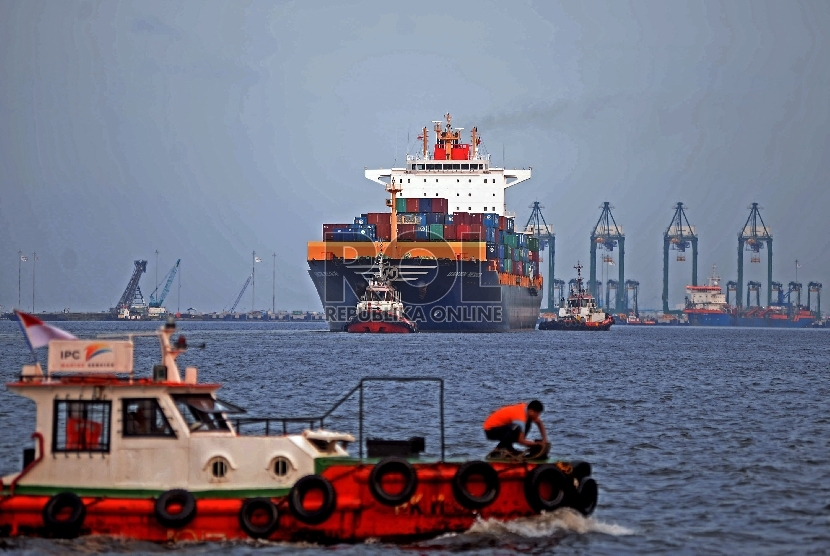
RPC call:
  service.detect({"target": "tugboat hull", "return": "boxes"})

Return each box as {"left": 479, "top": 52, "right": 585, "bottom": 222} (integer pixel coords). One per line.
{"left": 1, "top": 459, "right": 597, "bottom": 543}
{"left": 345, "top": 313, "right": 417, "bottom": 333}
{"left": 539, "top": 317, "right": 613, "bottom": 331}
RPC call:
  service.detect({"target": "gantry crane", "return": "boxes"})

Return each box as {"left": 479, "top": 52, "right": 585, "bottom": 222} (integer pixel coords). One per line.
{"left": 624, "top": 280, "right": 639, "bottom": 316}
{"left": 606, "top": 279, "right": 619, "bottom": 311}
{"left": 590, "top": 202, "right": 625, "bottom": 311}
{"left": 770, "top": 281, "right": 784, "bottom": 305}
{"left": 725, "top": 281, "right": 737, "bottom": 306}
{"left": 553, "top": 279, "right": 565, "bottom": 308}
{"left": 807, "top": 282, "right": 822, "bottom": 316}
{"left": 662, "top": 202, "right": 698, "bottom": 314}
{"left": 524, "top": 201, "right": 555, "bottom": 311}
{"left": 115, "top": 260, "right": 147, "bottom": 313}
{"left": 149, "top": 259, "right": 181, "bottom": 308}
{"left": 746, "top": 281, "right": 762, "bottom": 307}
{"left": 788, "top": 281, "right": 802, "bottom": 309}
{"left": 737, "top": 203, "right": 773, "bottom": 308}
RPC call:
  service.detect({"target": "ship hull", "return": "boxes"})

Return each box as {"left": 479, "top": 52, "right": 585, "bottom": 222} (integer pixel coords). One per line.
{"left": 684, "top": 311, "right": 734, "bottom": 326}
{"left": 308, "top": 259, "right": 541, "bottom": 331}
{"left": 538, "top": 317, "right": 613, "bottom": 331}
{"left": 736, "top": 316, "right": 814, "bottom": 328}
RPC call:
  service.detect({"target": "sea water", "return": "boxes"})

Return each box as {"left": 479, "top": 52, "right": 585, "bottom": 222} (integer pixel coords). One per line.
{"left": 0, "top": 321, "right": 828, "bottom": 555}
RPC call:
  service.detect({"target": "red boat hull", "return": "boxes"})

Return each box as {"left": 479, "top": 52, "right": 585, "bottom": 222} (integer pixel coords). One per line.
{"left": 538, "top": 317, "right": 613, "bottom": 331}
{"left": 0, "top": 460, "right": 595, "bottom": 543}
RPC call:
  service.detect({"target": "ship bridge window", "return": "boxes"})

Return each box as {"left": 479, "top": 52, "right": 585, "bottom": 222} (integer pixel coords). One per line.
{"left": 52, "top": 400, "right": 112, "bottom": 453}
{"left": 452, "top": 164, "right": 460, "bottom": 170}
{"left": 173, "top": 395, "right": 245, "bottom": 432}
{"left": 462, "top": 164, "right": 469, "bottom": 170}
{"left": 426, "top": 164, "right": 436, "bottom": 170}
{"left": 123, "top": 398, "right": 176, "bottom": 438}
{"left": 417, "top": 164, "right": 425, "bottom": 170}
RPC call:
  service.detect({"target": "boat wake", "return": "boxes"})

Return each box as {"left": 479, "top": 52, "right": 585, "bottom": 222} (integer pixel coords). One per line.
{"left": 467, "top": 508, "right": 634, "bottom": 537}
{"left": 413, "top": 509, "right": 633, "bottom": 551}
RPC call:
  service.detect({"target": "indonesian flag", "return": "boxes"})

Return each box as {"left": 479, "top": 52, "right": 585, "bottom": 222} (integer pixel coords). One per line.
{"left": 14, "top": 310, "right": 77, "bottom": 349}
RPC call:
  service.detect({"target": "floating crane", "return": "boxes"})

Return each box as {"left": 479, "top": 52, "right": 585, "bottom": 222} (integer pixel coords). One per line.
{"left": 662, "top": 203, "right": 698, "bottom": 314}
{"left": 524, "top": 201, "right": 556, "bottom": 311}
{"left": 807, "top": 282, "right": 822, "bottom": 316}
{"left": 149, "top": 259, "right": 181, "bottom": 308}
{"left": 115, "top": 260, "right": 147, "bottom": 313}
{"left": 590, "top": 202, "right": 625, "bottom": 311}
{"left": 624, "top": 279, "right": 639, "bottom": 316}
{"left": 227, "top": 275, "right": 253, "bottom": 313}
{"left": 746, "top": 281, "right": 762, "bottom": 307}
{"left": 737, "top": 203, "right": 773, "bottom": 308}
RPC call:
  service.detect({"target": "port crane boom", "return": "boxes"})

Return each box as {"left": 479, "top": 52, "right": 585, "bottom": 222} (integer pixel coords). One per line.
{"left": 116, "top": 260, "right": 147, "bottom": 312}
{"left": 228, "top": 275, "right": 252, "bottom": 313}
{"left": 149, "top": 259, "right": 181, "bottom": 308}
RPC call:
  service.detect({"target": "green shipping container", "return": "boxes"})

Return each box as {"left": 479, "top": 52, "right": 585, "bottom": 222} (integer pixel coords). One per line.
{"left": 429, "top": 224, "right": 443, "bottom": 239}
{"left": 528, "top": 237, "right": 539, "bottom": 251}
{"left": 395, "top": 198, "right": 407, "bottom": 213}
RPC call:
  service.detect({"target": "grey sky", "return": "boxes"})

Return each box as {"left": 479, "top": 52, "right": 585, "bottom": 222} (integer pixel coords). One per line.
{"left": 1, "top": 0, "right": 828, "bottom": 313}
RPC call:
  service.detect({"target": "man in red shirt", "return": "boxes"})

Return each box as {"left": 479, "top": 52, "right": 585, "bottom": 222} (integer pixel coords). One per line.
{"left": 483, "top": 400, "right": 548, "bottom": 455}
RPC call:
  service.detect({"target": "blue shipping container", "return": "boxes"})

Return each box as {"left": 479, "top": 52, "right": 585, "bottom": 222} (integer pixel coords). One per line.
{"left": 418, "top": 198, "right": 432, "bottom": 213}
{"left": 483, "top": 213, "right": 499, "bottom": 228}
{"left": 506, "top": 218, "right": 515, "bottom": 232}
{"left": 498, "top": 244, "right": 505, "bottom": 259}
{"left": 486, "top": 227, "right": 496, "bottom": 243}
{"left": 354, "top": 217, "right": 367, "bottom": 226}
{"left": 426, "top": 213, "right": 445, "bottom": 225}
{"left": 445, "top": 213, "right": 455, "bottom": 225}
{"left": 486, "top": 243, "right": 498, "bottom": 260}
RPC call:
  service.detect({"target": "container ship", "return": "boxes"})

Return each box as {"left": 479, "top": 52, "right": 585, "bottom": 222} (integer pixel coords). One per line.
{"left": 683, "top": 267, "right": 816, "bottom": 327}
{"left": 683, "top": 268, "right": 735, "bottom": 326}
{"left": 308, "top": 114, "right": 542, "bottom": 331}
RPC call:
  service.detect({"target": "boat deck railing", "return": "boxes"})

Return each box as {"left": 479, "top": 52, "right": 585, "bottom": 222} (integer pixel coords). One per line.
{"left": 233, "top": 377, "right": 445, "bottom": 461}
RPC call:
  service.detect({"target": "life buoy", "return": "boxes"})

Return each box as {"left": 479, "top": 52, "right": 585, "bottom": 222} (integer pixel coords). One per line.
{"left": 289, "top": 474, "right": 336, "bottom": 525}
{"left": 154, "top": 489, "right": 197, "bottom": 528}
{"left": 452, "top": 460, "right": 500, "bottom": 509}
{"left": 369, "top": 457, "right": 418, "bottom": 506}
{"left": 42, "top": 492, "right": 85, "bottom": 538}
{"left": 239, "top": 497, "right": 279, "bottom": 538}
{"left": 524, "top": 464, "right": 571, "bottom": 512}
{"left": 573, "top": 477, "right": 598, "bottom": 515}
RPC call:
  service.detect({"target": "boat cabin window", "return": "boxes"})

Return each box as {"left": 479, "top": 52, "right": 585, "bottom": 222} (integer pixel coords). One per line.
{"left": 122, "top": 398, "right": 176, "bottom": 438}
{"left": 52, "top": 400, "right": 112, "bottom": 453}
{"left": 172, "top": 395, "right": 244, "bottom": 432}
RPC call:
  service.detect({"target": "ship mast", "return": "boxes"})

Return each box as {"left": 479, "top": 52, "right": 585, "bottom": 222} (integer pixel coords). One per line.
{"left": 387, "top": 177, "right": 402, "bottom": 258}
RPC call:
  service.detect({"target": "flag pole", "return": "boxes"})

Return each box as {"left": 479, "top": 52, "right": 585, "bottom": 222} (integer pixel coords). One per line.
{"left": 252, "top": 251, "right": 256, "bottom": 313}
{"left": 14, "top": 310, "right": 39, "bottom": 364}
{"left": 32, "top": 252, "right": 37, "bottom": 313}
{"left": 18, "top": 251, "right": 22, "bottom": 308}
{"left": 272, "top": 252, "right": 276, "bottom": 314}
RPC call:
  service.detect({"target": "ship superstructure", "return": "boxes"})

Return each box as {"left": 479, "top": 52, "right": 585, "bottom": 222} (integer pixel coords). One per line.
{"left": 364, "top": 114, "right": 531, "bottom": 217}
{"left": 308, "top": 114, "right": 542, "bottom": 331}
{"left": 683, "top": 266, "right": 734, "bottom": 326}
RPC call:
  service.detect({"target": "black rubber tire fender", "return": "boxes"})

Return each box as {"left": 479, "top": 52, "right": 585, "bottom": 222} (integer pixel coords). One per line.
{"left": 574, "top": 477, "right": 599, "bottom": 516}
{"left": 569, "top": 461, "right": 592, "bottom": 481}
{"left": 288, "top": 474, "right": 337, "bottom": 525}
{"left": 154, "top": 489, "right": 197, "bottom": 528}
{"left": 452, "top": 460, "right": 500, "bottom": 509}
{"left": 238, "top": 497, "right": 279, "bottom": 538}
{"left": 524, "top": 464, "right": 571, "bottom": 513}
{"left": 368, "top": 457, "right": 419, "bottom": 506}
{"left": 42, "top": 492, "right": 86, "bottom": 539}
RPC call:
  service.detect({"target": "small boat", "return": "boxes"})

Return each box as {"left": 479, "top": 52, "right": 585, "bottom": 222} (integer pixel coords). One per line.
{"left": 344, "top": 251, "right": 417, "bottom": 333}
{"left": 538, "top": 263, "right": 613, "bottom": 331}
{"left": 0, "top": 313, "right": 598, "bottom": 543}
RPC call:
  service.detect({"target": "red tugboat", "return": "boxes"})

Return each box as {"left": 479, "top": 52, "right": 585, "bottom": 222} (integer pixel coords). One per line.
{"left": 1, "top": 312, "right": 597, "bottom": 543}
{"left": 539, "top": 263, "right": 613, "bottom": 331}
{"left": 344, "top": 250, "right": 418, "bottom": 333}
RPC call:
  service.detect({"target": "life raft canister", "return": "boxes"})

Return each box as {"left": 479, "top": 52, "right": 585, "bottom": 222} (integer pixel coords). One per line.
{"left": 238, "top": 497, "right": 279, "bottom": 538}
{"left": 42, "top": 492, "right": 86, "bottom": 538}
{"left": 154, "top": 489, "right": 197, "bottom": 528}
{"left": 368, "top": 457, "right": 418, "bottom": 506}
{"left": 288, "top": 474, "right": 337, "bottom": 525}
{"left": 524, "top": 464, "right": 572, "bottom": 512}
{"left": 452, "top": 460, "right": 500, "bottom": 509}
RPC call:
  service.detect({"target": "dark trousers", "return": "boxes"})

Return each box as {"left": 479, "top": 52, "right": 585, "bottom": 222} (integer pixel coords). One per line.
{"left": 485, "top": 423, "right": 521, "bottom": 449}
